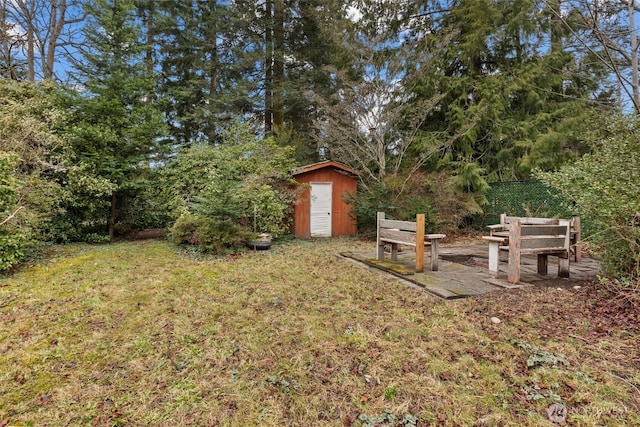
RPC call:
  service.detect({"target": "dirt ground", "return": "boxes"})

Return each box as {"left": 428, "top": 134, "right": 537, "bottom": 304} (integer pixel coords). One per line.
{"left": 468, "top": 278, "right": 640, "bottom": 343}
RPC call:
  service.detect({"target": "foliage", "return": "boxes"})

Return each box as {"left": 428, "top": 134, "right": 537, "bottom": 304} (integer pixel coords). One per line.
{"left": 314, "top": 4, "right": 465, "bottom": 187}
{"left": 512, "top": 340, "right": 568, "bottom": 369}
{"left": 538, "top": 116, "right": 640, "bottom": 278}
{"left": 164, "top": 122, "right": 299, "bottom": 252}
{"left": 411, "top": 0, "right": 608, "bottom": 183}
{"left": 358, "top": 410, "right": 418, "bottom": 427}
{"left": 347, "top": 171, "right": 482, "bottom": 234}
{"left": 169, "top": 212, "right": 248, "bottom": 253}
{"left": 0, "top": 80, "right": 72, "bottom": 269}
{"left": 147, "top": 0, "right": 350, "bottom": 152}
{"left": 65, "top": 0, "right": 167, "bottom": 240}
{"left": 475, "top": 180, "right": 578, "bottom": 230}
{"left": 0, "top": 153, "right": 25, "bottom": 271}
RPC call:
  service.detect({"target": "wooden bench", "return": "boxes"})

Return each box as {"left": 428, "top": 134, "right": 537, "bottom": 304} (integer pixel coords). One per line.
{"left": 483, "top": 220, "right": 571, "bottom": 284}
{"left": 376, "top": 212, "right": 446, "bottom": 272}
{"left": 488, "top": 214, "right": 581, "bottom": 262}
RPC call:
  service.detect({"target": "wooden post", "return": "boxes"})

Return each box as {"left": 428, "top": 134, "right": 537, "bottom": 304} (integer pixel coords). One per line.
{"left": 415, "top": 214, "right": 425, "bottom": 273}
{"left": 487, "top": 240, "right": 500, "bottom": 277}
{"left": 537, "top": 254, "right": 549, "bottom": 275}
{"left": 558, "top": 256, "right": 570, "bottom": 278}
{"left": 572, "top": 216, "right": 581, "bottom": 263}
{"left": 507, "top": 221, "right": 521, "bottom": 284}
{"left": 430, "top": 238, "right": 439, "bottom": 271}
{"left": 376, "top": 212, "right": 385, "bottom": 261}
{"left": 559, "top": 219, "right": 571, "bottom": 277}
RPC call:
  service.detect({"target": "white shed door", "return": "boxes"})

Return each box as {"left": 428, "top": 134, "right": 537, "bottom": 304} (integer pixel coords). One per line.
{"left": 310, "top": 182, "right": 332, "bottom": 237}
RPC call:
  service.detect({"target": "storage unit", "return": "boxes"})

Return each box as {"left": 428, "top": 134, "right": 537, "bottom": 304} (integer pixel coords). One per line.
{"left": 291, "top": 161, "right": 359, "bottom": 238}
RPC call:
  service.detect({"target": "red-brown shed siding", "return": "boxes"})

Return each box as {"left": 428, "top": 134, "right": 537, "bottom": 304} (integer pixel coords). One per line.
{"left": 291, "top": 161, "right": 359, "bottom": 238}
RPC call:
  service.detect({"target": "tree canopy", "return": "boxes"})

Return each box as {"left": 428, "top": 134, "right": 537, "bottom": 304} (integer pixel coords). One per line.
{"left": 1, "top": 0, "right": 638, "bottom": 267}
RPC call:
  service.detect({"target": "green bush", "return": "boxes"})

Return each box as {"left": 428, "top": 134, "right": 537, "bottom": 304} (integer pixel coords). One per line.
{"left": 0, "top": 232, "right": 26, "bottom": 272}
{"left": 344, "top": 182, "right": 395, "bottom": 233}
{"left": 169, "top": 213, "right": 249, "bottom": 253}
{"left": 162, "top": 122, "right": 300, "bottom": 252}
{"left": 538, "top": 116, "right": 640, "bottom": 278}
{"left": 346, "top": 171, "right": 478, "bottom": 235}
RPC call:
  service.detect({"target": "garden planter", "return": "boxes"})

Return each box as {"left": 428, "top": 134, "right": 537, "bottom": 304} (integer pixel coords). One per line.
{"left": 245, "top": 233, "right": 272, "bottom": 250}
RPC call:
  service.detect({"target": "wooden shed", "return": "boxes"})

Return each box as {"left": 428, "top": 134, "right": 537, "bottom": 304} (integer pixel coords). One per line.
{"left": 291, "top": 160, "right": 359, "bottom": 238}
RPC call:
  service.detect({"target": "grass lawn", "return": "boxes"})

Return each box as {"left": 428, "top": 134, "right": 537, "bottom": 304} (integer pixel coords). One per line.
{"left": 0, "top": 237, "right": 638, "bottom": 426}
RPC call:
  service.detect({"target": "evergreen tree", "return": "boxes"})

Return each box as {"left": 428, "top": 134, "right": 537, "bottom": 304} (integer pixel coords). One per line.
{"left": 152, "top": 0, "right": 238, "bottom": 146}
{"left": 66, "top": 0, "right": 166, "bottom": 240}
{"left": 148, "top": 0, "right": 351, "bottom": 161}
{"left": 411, "top": 0, "right": 610, "bottom": 184}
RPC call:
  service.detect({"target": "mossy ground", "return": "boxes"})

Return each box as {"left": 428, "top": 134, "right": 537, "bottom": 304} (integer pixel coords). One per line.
{"left": 0, "top": 238, "right": 638, "bottom": 426}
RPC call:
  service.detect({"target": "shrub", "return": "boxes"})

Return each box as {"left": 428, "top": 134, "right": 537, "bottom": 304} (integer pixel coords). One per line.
{"left": 169, "top": 213, "right": 249, "bottom": 253}
{"left": 346, "top": 171, "right": 480, "bottom": 235}
{"left": 538, "top": 116, "right": 640, "bottom": 278}
{"left": 0, "top": 232, "right": 26, "bottom": 272}
{"left": 163, "top": 122, "right": 300, "bottom": 252}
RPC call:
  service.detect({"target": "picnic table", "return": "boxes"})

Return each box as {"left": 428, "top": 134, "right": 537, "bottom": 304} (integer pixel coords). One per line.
{"left": 483, "top": 217, "right": 573, "bottom": 284}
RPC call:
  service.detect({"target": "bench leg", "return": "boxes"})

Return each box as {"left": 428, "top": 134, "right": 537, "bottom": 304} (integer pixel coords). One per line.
{"left": 507, "top": 247, "right": 521, "bottom": 284}
{"left": 390, "top": 243, "right": 398, "bottom": 261}
{"left": 558, "top": 256, "right": 570, "bottom": 278}
{"left": 430, "top": 239, "right": 439, "bottom": 271}
{"left": 537, "top": 254, "right": 549, "bottom": 275}
{"left": 377, "top": 244, "right": 385, "bottom": 261}
{"left": 487, "top": 241, "right": 500, "bottom": 278}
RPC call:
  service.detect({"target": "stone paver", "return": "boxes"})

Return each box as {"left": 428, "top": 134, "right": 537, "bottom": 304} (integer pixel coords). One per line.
{"left": 340, "top": 243, "right": 601, "bottom": 300}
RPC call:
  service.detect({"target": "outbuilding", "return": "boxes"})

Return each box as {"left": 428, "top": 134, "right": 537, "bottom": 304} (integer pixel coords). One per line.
{"left": 291, "top": 160, "right": 359, "bottom": 238}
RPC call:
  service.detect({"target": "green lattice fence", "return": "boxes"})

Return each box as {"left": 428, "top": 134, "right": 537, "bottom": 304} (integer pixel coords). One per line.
{"left": 473, "top": 181, "right": 579, "bottom": 230}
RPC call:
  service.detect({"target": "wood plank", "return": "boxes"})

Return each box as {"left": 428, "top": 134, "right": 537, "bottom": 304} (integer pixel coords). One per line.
{"left": 380, "top": 229, "right": 417, "bottom": 244}
{"left": 425, "top": 234, "right": 447, "bottom": 239}
{"left": 379, "top": 239, "right": 417, "bottom": 247}
{"left": 537, "top": 253, "right": 549, "bottom": 275}
{"left": 429, "top": 237, "right": 439, "bottom": 271}
{"left": 507, "top": 221, "right": 522, "bottom": 284}
{"left": 572, "top": 216, "right": 582, "bottom": 262}
{"left": 376, "top": 212, "right": 385, "bottom": 261}
{"left": 379, "top": 218, "right": 417, "bottom": 232}
{"left": 487, "top": 240, "right": 500, "bottom": 276}
{"left": 415, "top": 214, "right": 425, "bottom": 273}
{"left": 520, "top": 248, "right": 566, "bottom": 255}
{"left": 520, "top": 225, "right": 567, "bottom": 236}
{"left": 505, "top": 216, "right": 559, "bottom": 225}
{"left": 520, "top": 237, "right": 567, "bottom": 250}
{"left": 483, "top": 236, "right": 507, "bottom": 243}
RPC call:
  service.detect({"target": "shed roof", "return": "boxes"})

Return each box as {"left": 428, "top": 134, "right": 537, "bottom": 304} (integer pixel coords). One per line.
{"left": 291, "top": 160, "right": 360, "bottom": 177}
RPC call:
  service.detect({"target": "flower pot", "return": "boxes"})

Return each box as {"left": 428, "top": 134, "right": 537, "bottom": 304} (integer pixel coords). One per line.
{"left": 246, "top": 233, "right": 272, "bottom": 250}
{"left": 245, "top": 239, "right": 272, "bottom": 250}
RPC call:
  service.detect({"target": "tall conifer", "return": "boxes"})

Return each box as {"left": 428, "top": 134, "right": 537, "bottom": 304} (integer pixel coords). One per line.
{"left": 67, "top": 0, "right": 165, "bottom": 240}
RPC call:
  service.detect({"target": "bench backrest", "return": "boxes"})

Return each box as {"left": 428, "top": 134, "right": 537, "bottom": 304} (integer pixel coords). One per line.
{"left": 379, "top": 218, "right": 418, "bottom": 232}
{"left": 376, "top": 212, "right": 425, "bottom": 245}
{"left": 501, "top": 214, "right": 560, "bottom": 226}
{"left": 511, "top": 221, "right": 570, "bottom": 251}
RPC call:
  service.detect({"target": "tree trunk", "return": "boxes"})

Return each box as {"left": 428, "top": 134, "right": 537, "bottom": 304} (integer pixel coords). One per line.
{"left": 273, "top": 0, "right": 284, "bottom": 129}
{"left": 26, "top": 0, "right": 35, "bottom": 81}
{"left": 109, "top": 192, "right": 116, "bottom": 242}
{"left": 207, "top": 0, "right": 218, "bottom": 143}
{"left": 265, "top": 0, "right": 273, "bottom": 134}
{"left": 629, "top": 0, "right": 640, "bottom": 112}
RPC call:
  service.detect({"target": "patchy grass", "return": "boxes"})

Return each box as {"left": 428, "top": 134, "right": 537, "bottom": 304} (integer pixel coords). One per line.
{"left": 0, "top": 238, "right": 638, "bottom": 426}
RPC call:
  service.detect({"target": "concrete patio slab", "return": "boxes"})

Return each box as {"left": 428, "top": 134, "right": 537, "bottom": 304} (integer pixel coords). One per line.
{"left": 340, "top": 243, "right": 602, "bottom": 300}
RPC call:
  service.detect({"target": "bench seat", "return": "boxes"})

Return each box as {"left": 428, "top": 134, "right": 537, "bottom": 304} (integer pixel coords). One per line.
{"left": 376, "top": 212, "right": 445, "bottom": 272}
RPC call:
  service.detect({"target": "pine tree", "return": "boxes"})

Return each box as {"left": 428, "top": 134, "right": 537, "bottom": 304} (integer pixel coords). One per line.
{"left": 411, "top": 0, "right": 610, "bottom": 183}
{"left": 67, "top": 0, "right": 166, "bottom": 240}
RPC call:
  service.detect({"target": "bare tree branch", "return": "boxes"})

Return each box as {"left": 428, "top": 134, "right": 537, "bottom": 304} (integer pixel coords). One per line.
{"left": 0, "top": 206, "right": 24, "bottom": 227}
